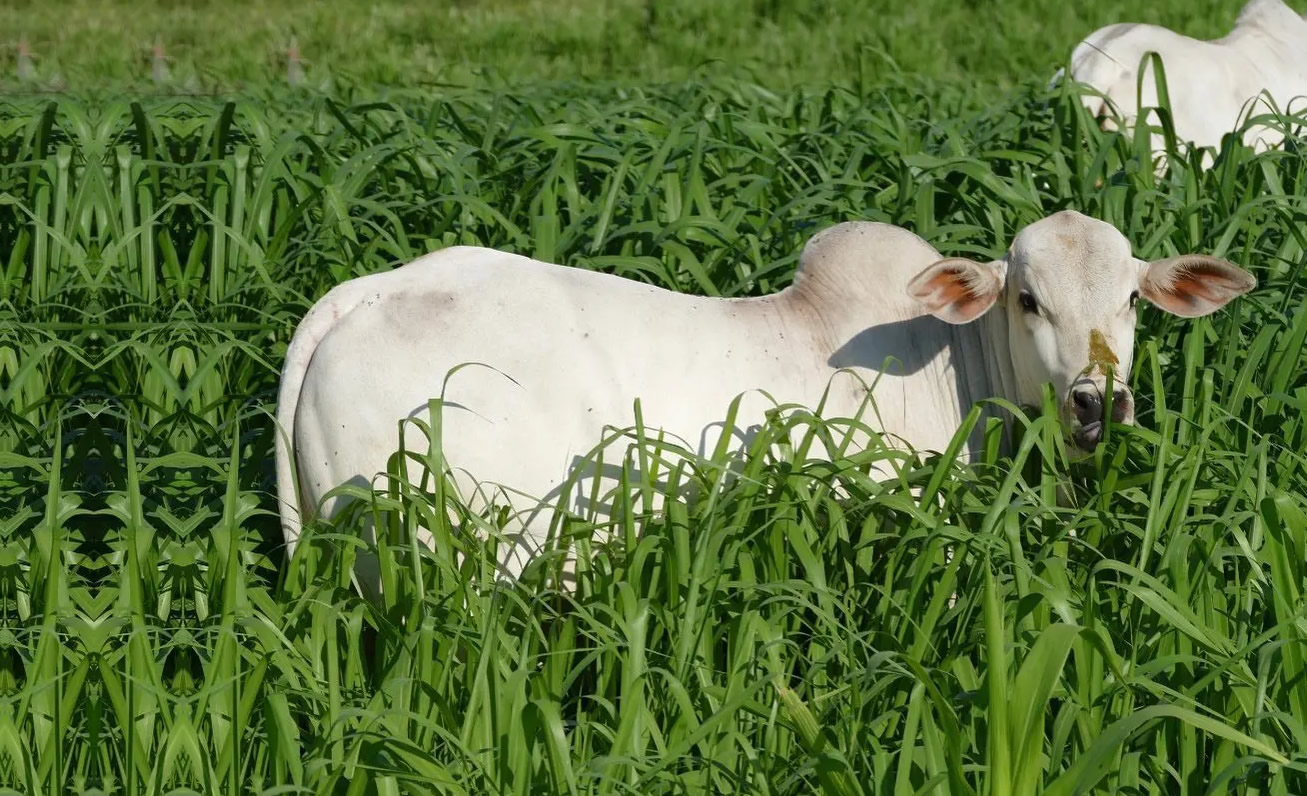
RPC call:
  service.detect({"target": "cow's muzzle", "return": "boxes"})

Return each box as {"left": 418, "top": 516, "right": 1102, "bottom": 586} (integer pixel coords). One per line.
{"left": 1069, "top": 384, "right": 1132, "bottom": 451}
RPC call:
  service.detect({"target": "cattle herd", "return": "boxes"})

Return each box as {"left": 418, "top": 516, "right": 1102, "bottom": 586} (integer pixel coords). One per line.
{"left": 276, "top": 0, "right": 1296, "bottom": 590}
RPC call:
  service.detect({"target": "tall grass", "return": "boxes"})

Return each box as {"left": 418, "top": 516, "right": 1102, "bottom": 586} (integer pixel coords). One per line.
{"left": 4, "top": 75, "right": 1307, "bottom": 792}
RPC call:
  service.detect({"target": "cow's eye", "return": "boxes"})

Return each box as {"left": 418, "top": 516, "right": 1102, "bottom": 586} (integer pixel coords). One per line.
{"left": 1129, "top": 290, "right": 1140, "bottom": 309}
{"left": 1018, "top": 291, "right": 1039, "bottom": 314}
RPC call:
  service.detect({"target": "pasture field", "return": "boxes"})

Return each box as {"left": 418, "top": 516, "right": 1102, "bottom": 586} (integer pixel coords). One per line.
{"left": 7, "top": 35, "right": 1307, "bottom": 796}
{"left": 0, "top": 0, "right": 1261, "bottom": 93}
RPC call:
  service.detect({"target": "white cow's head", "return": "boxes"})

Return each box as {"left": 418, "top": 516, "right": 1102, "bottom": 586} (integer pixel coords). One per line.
{"left": 907, "top": 210, "right": 1256, "bottom": 454}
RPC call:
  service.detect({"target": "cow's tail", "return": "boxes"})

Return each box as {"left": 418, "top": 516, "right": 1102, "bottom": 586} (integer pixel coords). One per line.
{"left": 1047, "top": 66, "right": 1066, "bottom": 92}
{"left": 274, "top": 279, "right": 374, "bottom": 559}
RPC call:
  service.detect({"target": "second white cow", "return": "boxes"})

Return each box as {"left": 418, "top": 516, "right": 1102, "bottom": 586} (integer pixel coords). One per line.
{"left": 1069, "top": 0, "right": 1307, "bottom": 156}
{"left": 275, "top": 211, "right": 1255, "bottom": 584}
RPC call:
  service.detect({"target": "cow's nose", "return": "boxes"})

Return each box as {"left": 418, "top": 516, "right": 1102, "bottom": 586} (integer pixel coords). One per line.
{"left": 1072, "top": 388, "right": 1103, "bottom": 426}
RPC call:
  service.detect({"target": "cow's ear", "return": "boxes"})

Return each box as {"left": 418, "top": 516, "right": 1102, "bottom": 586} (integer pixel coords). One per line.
{"left": 907, "top": 257, "right": 1005, "bottom": 324}
{"left": 1138, "top": 255, "right": 1256, "bottom": 318}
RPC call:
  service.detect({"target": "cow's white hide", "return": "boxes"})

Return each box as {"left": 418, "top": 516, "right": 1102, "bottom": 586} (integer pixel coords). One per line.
{"left": 1069, "top": 0, "right": 1307, "bottom": 158}
{"left": 274, "top": 212, "right": 1255, "bottom": 588}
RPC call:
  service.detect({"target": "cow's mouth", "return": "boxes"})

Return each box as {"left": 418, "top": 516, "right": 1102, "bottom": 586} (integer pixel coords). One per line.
{"left": 1071, "top": 420, "right": 1103, "bottom": 452}
{"left": 1063, "top": 382, "right": 1134, "bottom": 455}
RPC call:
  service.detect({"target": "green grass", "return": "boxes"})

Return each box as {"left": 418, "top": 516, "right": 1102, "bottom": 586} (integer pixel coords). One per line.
{"left": 0, "top": 0, "right": 1274, "bottom": 93}
{"left": 6, "top": 69, "right": 1307, "bottom": 792}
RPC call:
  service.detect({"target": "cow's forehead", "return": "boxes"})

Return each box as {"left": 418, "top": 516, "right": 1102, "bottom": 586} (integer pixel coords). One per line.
{"left": 1008, "top": 211, "right": 1134, "bottom": 288}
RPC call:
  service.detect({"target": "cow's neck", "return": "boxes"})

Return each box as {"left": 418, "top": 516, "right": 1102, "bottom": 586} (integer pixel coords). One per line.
{"left": 975, "top": 305, "right": 1020, "bottom": 414}
{"left": 942, "top": 304, "right": 1021, "bottom": 453}
{"left": 781, "top": 280, "right": 1021, "bottom": 450}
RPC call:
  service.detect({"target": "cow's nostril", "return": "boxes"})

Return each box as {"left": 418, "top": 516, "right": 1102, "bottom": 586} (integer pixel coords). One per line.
{"left": 1110, "top": 389, "right": 1131, "bottom": 423}
{"left": 1072, "top": 389, "right": 1103, "bottom": 423}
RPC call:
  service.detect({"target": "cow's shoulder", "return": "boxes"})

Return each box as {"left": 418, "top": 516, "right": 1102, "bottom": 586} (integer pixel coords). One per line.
{"left": 798, "top": 221, "right": 938, "bottom": 276}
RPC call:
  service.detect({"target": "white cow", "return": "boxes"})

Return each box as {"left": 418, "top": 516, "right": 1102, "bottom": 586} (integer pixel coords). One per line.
{"left": 1069, "top": 0, "right": 1307, "bottom": 156}
{"left": 275, "top": 211, "right": 1255, "bottom": 585}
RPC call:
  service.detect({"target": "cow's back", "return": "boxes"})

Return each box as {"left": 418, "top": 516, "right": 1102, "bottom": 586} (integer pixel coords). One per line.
{"left": 290, "top": 247, "right": 837, "bottom": 575}
{"left": 1073, "top": 24, "right": 1239, "bottom": 123}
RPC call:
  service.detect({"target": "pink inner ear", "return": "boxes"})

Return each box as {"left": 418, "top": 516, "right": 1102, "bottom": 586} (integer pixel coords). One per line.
{"left": 1147, "top": 264, "right": 1246, "bottom": 315}
{"left": 1143, "top": 256, "right": 1256, "bottom": 317}
{"left": 1170, "top": 268, "right": 1238, "bottom": 303}
{"left": 924, "top": 268, "right": 986, "bottom": 315}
